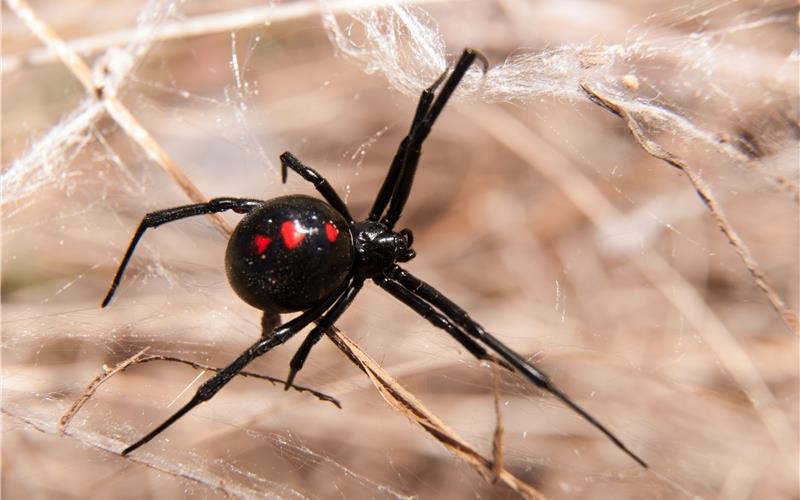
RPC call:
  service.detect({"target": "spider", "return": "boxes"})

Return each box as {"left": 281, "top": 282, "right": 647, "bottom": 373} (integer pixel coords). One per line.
{"left": 103, "top": 48, "right": 647, "bottom": 468}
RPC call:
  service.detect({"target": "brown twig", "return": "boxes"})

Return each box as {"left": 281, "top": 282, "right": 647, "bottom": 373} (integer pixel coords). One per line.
{"left": 580, "top": 82, "right": 799, "bottom": 336}
{"left": 59, "top": 347, "right": 152, "bottom": 434}
{"left": 325, "top": 326, "right": 545, "bottom": 500}
{"left": 101, "top": 98, "right": 233, "bottom": 236}
{"left": 59, "top": 332, "right": 540, "bottom": 497}
{"left": 59, "top": 349, "right": 342, "bottom": 434}
{"left": 134, "top": 354, "right": 342, "bottom": 408}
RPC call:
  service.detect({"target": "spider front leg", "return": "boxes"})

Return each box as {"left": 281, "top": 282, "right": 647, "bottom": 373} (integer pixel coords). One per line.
{"left": 121, "top": 279, "right": 352, "bottom": 456}
{"left": 378, "top": 49, "right": 488, "bottom": 228}
{"left": 384, "top": 266, "right": 648, "bottom": 468}
{"left": 102, "top": 197, "right": 265, "bottom": 307}
{"left": 367, "top": 65, "right": 449, "bottom": 221}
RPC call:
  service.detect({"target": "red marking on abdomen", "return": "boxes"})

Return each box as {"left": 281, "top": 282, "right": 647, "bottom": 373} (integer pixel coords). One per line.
{"left": 251, "top": 234, "right": 272, "bottom": 255}
{"left": 281, "top": 220, "right": 305, "bottom": 249}
{"left": 325, "top": 222, "right": 338, "bottom": 243}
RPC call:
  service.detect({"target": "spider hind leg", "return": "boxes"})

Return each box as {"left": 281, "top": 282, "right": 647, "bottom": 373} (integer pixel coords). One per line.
{"left": 120, "top": 280, "right": 351, "bottom": 456}
{"left": 382, "top": 266, "right": 648, "bottom": 468}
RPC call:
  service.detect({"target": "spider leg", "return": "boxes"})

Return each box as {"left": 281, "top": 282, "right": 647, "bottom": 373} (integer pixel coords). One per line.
{"left": 374, "top": 276, "right": 504, "bottom": 366}
{"left": 102, "top": 197, "right": 265, "bottom": 307}
{"left": 283, "top": 280, "right": 364, "bottom": 389}
{"left": 121, "top": 279, "right": 351, "bottom": 456}
{"left": 279, "top": 152, "right": 354, "bottom": 223}
{"left": 368, "top": 66, "right": 448, "bottom": 221}
{"left": 380, "top": 49, "right": 488, "bottom": 228}
{"left": 384, "top": 266, "right": 648, "bottom": 468}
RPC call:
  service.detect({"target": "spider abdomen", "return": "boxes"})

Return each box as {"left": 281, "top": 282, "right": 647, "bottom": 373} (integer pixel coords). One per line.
{"left": 225, "top": 195, "right": 353, "bottom": 313}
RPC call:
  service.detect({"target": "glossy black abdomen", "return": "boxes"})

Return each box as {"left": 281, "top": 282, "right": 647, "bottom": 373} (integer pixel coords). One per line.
{"left": 225, "top": 195, "right": 353, "bottom": 313}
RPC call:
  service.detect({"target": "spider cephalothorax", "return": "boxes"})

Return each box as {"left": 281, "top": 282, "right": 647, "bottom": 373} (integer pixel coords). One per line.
{"left": 102, "top": 49, "right": 647, "bottom": 468}
{"left": 351, "top": 220, "right": 415, "bottom": 279}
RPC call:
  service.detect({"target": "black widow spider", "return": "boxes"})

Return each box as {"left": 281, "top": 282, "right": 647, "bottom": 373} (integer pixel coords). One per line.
{"left": 103, "top": 48, "right": 647, "bottom": 468}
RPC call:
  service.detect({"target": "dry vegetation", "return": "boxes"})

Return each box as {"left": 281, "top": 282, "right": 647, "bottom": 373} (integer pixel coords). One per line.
{"left": 2, "top": 1, "right": 798, "bottom": 498}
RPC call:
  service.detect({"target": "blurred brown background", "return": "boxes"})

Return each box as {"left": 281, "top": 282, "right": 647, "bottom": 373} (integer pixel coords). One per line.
{"left": 3, "top": 1, "right": 798, "bottom": 498}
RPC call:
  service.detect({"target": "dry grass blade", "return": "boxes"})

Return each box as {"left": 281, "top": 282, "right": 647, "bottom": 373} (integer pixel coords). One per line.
{"left": 325, "top": 326, "right": 545, "bottom": 500}
{"left": 4, "top": 0, "right": 94, "bottom": 88}
{"left": 490, "top": 363, "right": 505, "bottom": 481}
{"left": 580, "top": 82, "right": 799, "bottom": 336}
{"left": 2, "top": 0, "right": 450, "bottom": 74}
{"left": 4, "top": 0, "right": 232, "bottom": 236}
{"left": 586, "top": 85, "right": 797, "bottom": 325}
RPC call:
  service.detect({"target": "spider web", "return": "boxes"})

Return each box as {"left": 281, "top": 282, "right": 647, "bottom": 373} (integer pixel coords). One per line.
{"left": 3, "top": 0, "right": 798, "bottom": 498}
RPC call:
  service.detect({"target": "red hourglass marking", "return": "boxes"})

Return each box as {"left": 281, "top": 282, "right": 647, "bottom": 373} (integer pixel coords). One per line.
{"left": 281, "top": 220, "right": 306, "bottom": 249}
{"left": 251, "top": 234, "right": 272, "bottom": 255}
{"left": 325, "top": 222, "right": 338, "bottom": 243}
